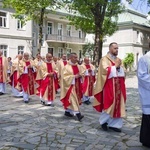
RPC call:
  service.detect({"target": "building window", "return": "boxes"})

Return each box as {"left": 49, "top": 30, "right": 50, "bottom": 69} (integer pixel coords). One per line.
{"left": 47, "top": 22, "right": 53, "bottom": 34}
{"left": 17, "top": 20, "right": 25, "bottom": 30}
{"left": 32, "top": 32, "right": 36, "bottom": 47}
{"left": 79, "top": 30, "right": 82, "bottom": 39}
{"left": 67, "top": 25, "right": 72, "bottom": 36}
{"left": 0, "top": 45, "right": 7, "bottom": 57}
{"left": 18, "top": 46, "right": 24, "bottom": 54}
{"left": 0, "top": 11, "right": 7, "bottom": 28}
{"left": 58, "top": 48, "right": 63, "bottom": 58}
{"left": 58, "top": 23, "right": 63, "bottom": 40}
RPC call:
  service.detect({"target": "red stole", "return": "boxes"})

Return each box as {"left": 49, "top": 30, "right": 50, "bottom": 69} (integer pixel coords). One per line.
{"left": 94, "top": 61, "right": 126, "bottom": 118}
{"left": 61, "top": 64, "right": 82, "bottom": 109}
{"left": 0, "top": 57, "right": 3, "bottom": 82}
{"left": 40, "top": 63, "right": 57, "bottom": 100}
{"left": 63, "top": 61, "right": 67, "bottom": 66}
{"left": 72, "top": 65, "right": 82, "bottom": 102}
{"left": 82, "top": 64, "right": 95, "bottom": 96}
{"left": 10, "top": 71, "right": 18, "bottom": 87}
{"left": 21, "top": 61, "right": 35, "bottom": 95}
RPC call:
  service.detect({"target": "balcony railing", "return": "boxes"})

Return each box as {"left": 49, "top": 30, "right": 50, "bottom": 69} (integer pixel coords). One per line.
{"left": 46, "top": 34, "right": 85, "bottom": 44}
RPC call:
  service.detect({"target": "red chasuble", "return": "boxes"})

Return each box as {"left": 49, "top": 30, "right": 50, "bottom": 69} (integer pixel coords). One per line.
{"left": 63, "top": 61, "right": 67, "bottom": 66}
{"left": 94, "top": 62, "right": 126, "bottom": 118}
{"left": 40, "top": 63, "right": 58, "bottom": 100}
{"left": 9, "top": 71, "right": 21, "bottom": 91}
{"left": 0, "top": 57, "right": 3, "bottom": 83}
{"left": 20, "top": 61, "right": 35, "bottom": 95}
{"left": 61, "top": 65, "right": 82, "bottom": 109}
{"left": 82, "top": 64, "right": 95, "bottom": 96}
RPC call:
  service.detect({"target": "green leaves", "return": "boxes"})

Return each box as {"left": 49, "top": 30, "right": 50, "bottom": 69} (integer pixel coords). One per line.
{"left": 2, "top": 0, "right": 57, "bottom": 24}
{"left": 123, "top": 53, "right": 134, "bottom": 70}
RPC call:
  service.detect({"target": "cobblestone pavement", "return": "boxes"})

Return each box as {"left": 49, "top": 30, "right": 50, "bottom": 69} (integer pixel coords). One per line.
{"left": 0, "top": 72, "right": 149, "bottom": 150}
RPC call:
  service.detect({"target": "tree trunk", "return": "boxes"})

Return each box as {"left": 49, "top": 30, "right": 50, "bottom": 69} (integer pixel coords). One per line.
{"left": 92, "top": 1, "right": 108, "bottom": 67}
{"left": 38, "top": 8, "right": 45, "bottom": 53}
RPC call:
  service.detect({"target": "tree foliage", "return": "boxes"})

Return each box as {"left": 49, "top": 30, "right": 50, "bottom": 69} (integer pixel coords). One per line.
{"left": 2, "top": 0, "right": 60, "bottom": 52}
{"left": 82, "top": 43, "right": 94, "bottom": 56}
{"left": 62, "top": 0, "right": 125, "bottom": 66}
{"left": 123, "top": 53, "right": 134, "bottom": 70}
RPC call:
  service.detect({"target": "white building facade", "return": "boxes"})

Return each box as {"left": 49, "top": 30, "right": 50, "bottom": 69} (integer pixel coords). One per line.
{"left": 103, "top": 9, "right": 150, "bottom": 69}
{"left": 0, "top": 5, "right": 86, "bottom": 59}
{"left": 32, "top": 10, "right": 85, "bottom": 58}
{"left": 0, "top": 7, "right": 32, "bottom": 59}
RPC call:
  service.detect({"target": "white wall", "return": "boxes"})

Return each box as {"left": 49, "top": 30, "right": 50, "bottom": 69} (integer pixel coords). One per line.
{"left": 0, "top": 38, "right": 32, "bottom": 59}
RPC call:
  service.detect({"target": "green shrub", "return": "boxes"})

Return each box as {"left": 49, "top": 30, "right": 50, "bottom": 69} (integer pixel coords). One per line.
{"left": 123, "top": 53, "right": 134, "bottom": 70}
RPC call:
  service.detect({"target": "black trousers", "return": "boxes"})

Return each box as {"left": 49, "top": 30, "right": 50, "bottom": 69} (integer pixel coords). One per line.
{"left": 140, "top": 114, "right": 150, "bottom": 147}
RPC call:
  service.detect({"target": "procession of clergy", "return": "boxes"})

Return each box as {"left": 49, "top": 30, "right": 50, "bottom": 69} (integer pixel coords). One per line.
{"left": 0, "top": 42, "right": 127, "bottom": 133}
{"left": 1, "top": 51, "right": 97, "bottom": 121}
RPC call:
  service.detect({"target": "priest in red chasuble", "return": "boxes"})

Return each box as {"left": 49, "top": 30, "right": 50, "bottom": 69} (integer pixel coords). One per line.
{"left": 57, "top": 54, "right": 68, "bottom": 79}
{"left": 60, "top": 52, "right": 85, "bottom": 121}
{"left": 34, "top": 53, "right": 44, "bottom": 100}
{"left": 18, "top": 52, "right": 36, "bottom": 103}
{"left": 81, "top": 57, "right": 95, "bottom": 105}
{"left": 57, "top": 54, "right": 68, "bottom": 87}
{"left": 93, "top": 42, "right": 126, "bottom": 132}
{"left": 0, "top": 50, "right": 8, "bottom": 95}
{"left": 39, "top": 53, "right": 58, "bottom": 106}
{"left": 9, "top": 54, "right": 23, "bottom": 97}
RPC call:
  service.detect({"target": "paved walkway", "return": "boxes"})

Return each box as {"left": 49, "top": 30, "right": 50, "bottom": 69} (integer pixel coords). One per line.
{"left": 0, "top": 72, "right": 149, "bottom": 150}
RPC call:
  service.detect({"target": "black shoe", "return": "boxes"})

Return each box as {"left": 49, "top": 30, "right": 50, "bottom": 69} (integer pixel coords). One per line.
{"left": 76, "top": 113, "right": 84, "bottom": 121}
{"left": 24, "top": 101, "right": 29, "bottom": 103}
{"left": 84, "top": 101, "right": 91, "bottom": 105}
{"left": 109, "top": 127, "right": 121, "bottom": 132}
{"left": 45, "top": 103, "right": 54, "bottom": 107}
{"left": 16, "top": 96, "right": 23, "bottom": 98}
{"left": 101, "top": 123, "right": 108, "bottom": 131}
{"left": 0, "top": 92, "right": 4, "bottom": 95}
{"left": 64, "top": 111, "right": 73, "bottom": 117}
{"left": 142, "top": 143, "right": 150, "bottom": 148}
{"left": 41, "top": 101, "right": 45, "bottom": 105}
{"left": 50, "top": 104, "right": 54, "bottom": 107}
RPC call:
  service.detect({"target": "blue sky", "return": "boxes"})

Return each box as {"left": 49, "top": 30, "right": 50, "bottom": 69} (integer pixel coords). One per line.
{"left": 122, "top": 0, "right": 150, "bottom": 14}
{"left": 129, "top": 0, "right": 150, "bottom": 14}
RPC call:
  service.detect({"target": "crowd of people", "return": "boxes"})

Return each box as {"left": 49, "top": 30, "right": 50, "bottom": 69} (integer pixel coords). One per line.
{"left": 0, "top": 42, "right": 127, "bottom": 132}
{"left": 4, "top": 42, "right": 150, "bottom": 147}
{"left": 1, "top": 42, "right": 149, "bottom": 148}
{"left": 0, "top": 42, "right": 126, "bottom": 128}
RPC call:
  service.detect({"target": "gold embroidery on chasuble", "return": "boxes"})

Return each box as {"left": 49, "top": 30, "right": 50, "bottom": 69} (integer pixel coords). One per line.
{"left": 0, "top": 58, "right": 3, "bottom": 82}
{"left": 114, "top": 77, "right": 121, "bottom": 117}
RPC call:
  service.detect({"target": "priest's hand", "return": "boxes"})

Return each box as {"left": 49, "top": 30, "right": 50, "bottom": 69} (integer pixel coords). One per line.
{"left": 88, "top": 69, "right": 92, "bottom": 72}
{"left": 115, "top": 58, "right": 121, "bottom": 69}
{"left": 48, "top": 72, "right": 54, "bottom": 77}
{"left": 27, "top": 65, "right": 32, "bottom": 68}
{"left": 75, "top": 74, "right": 81, "bottom": 78}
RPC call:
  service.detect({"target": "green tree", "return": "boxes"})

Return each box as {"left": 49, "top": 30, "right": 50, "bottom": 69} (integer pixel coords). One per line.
{"left": 123, "top": 53, "right": 134, "bottom": 71}
{"left": 62, "top": 0, "right": 124, "bottom": 66}
{"left": 2, "top": 0, "right": 60, "bottom": 53}
{"left": 82, "top": 43, "right": 94, "bottom": 56}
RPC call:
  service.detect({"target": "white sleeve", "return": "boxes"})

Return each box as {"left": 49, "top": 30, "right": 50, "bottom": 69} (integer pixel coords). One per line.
{"left": 24, "top": 67, "right": 28, "bottom": 74}
{"left": 108, "top": 66, "right": 117, "bottom": 79}
{"left": 85, "top": 69, "right": 89, "bottom": 76}
{"left": 117, "top": 67, "right": 125, "bottom": 77}
{"left": 92, "top": 70, "right": 95, "bottom": 76}
{"left": 71, "top": 78, "right": 75, "bottom": 85}
{"left": 32, "top": 66, "right": 36, "bottom": 72}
